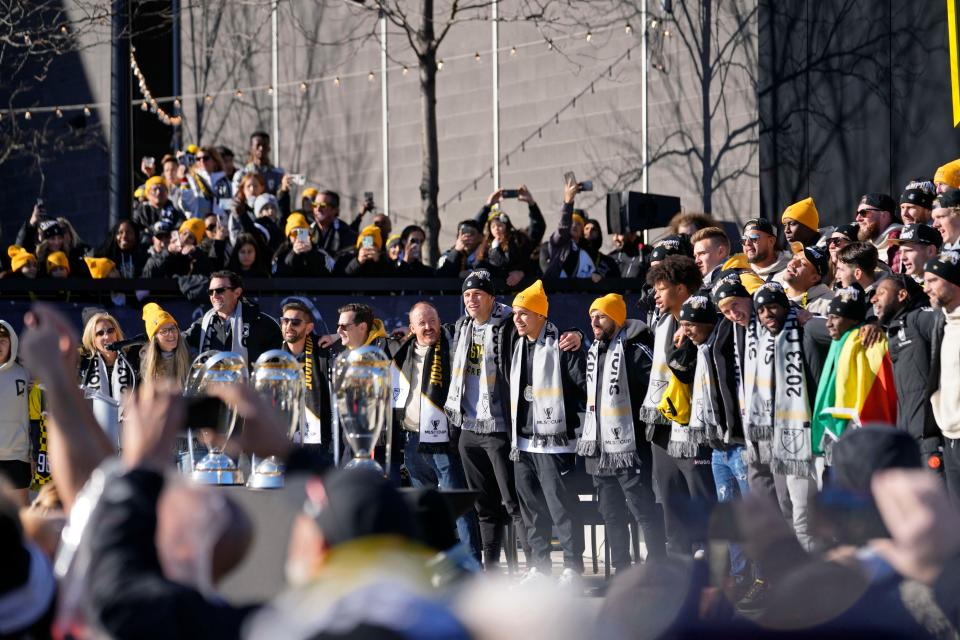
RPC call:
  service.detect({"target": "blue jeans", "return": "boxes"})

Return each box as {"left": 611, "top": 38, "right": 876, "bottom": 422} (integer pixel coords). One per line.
{"left": 711, "top": 446, "right": 750, "bottom": 583}
{"left": 404, "top": 431, "right": 481, "bottom": 561}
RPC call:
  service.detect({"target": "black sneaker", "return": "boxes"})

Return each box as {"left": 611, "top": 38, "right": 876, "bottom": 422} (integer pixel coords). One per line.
{"left": 736, "top": 579, "right": 769, "bottom": 612}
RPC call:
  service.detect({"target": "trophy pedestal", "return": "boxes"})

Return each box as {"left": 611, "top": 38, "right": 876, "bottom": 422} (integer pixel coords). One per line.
{"left": 247, "top": 456, "right": 285, "bottom": 489}
{"left": 344, "top": 456, "right": 384, "bottom": 475}
{"left": 191, "top": 451, "right": 244, "bottom": 486}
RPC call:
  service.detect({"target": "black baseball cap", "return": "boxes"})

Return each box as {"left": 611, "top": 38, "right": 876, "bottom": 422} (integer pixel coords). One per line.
{"left": 925, "top": 251, "right": 960, "bottom": 287}
{"left": 462, "top": 269, "right": 495, "bottom": 295}
{"left": 832, "top": 223, "right": 859, "bottom": 242}
{"left": 900, "top": 188, "right": 934, "bottom": 210}
{"left": 753, "top": 282, "right": 789, "bottom": 309}
{"left": 743, "top": 218, "right": 776, "bottom": 237}
{"left": 936, "top": 189, "right": 960, "bottom": 209}
{"left": 891, "top": 224, "right": 942, "bottom": 249}
{"left": 650, "top": 234, "right": 692, "bottom": 262}
{"left": 828, "top": 284, "right": 869, "bottom": 322}
{"left": 859, "top": 193, "right": 896, "bottom": 214}
{"left": 791, "top": 242, "right": 830, "bottom": 277}
{"left": 304, "top": 468, "right": 417, "bottom": 549}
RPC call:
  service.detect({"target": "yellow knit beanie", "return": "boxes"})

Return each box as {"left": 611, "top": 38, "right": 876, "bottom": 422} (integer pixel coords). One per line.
{"left": 512, "top": 279, "right": 549, "bottom": 317}
{"left": 589, "top": 293, "right": 627, "bottom": 327}
{"left": 142, "top": 302, "right": 178, "bottom": 341}
{"left": 781, "top": 196, "right": 819, "bottom": 232}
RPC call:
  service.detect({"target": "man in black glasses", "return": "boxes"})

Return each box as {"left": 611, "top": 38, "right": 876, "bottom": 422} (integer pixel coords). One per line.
{"left": 184, "top": 270, "right": 280, "bottom": 369}
{"left": 280, "top": 300, "right": 335, "bottom": 463}
{"left": 741, "top": 218, "right": 791, "bottom": 282}
{"left": 855, "top": 193, "right": 903, "bottom": 271}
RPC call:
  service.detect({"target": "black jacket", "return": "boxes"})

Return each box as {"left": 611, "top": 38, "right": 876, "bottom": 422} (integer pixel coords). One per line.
{"left": 884, "top": 304, "right": 941, "bottom": 443}
{"left": 142, "top": 248, "right": 212, "bottom": 279}
{"left": 711, "top": 319, "right": 746, "bottom": 446}
{"left": 284, "top": 333, "right": 335, "bottom": 447}
{"left": 341, "top": 253, "right": 396, "bottom": 278}
{"left": 584, "top": 319, "right": 654, "bottom": 475}
{"left": 393, "top": 260, "right": 436, "bottom": 278}
{"left": 88, "top": 470, "right": 258, "bottom": 640}
{"left": 500, "top": 322, "right": 587, "bottom": 442}
{"left": 311, "top": 219, "right": 358, "bottom": 258}
{"left": 272, "top": 242, "right": 331, "bottom": 278}
{"left": 183, "top": 298, "right": 280, "bottom": 368}
{"left": 132, "top": 201, "right": 184, "bottom": 234}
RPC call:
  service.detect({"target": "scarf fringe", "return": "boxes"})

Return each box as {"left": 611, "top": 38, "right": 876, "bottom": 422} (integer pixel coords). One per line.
{"left": 469, "top": 417, "right": 499, "bottom": 433}
{"left": 667, "top": 441, "right": 701, "bottom": 458}
{"left": 747, "top": 424, "right": 774, "bottom": 443}
{"left": 532, "top": 434, "right": 569, "bottom": 448}
{"left": 576, "top": 440, "right": 598, "bottom": 457}
{"left": 509, "top": 447, "right": 520, "bottom": 462}
{"left": 598, "top": 451, "right": 640, "bottom": 471}
{"left": 417, "top": 441, "right": 451, "bottom": 454}
{"left": 771, "top": 458, "right": 813, "bottom": 477}
{"left": 639, "top": 407, "right": 668, "bottom": 425}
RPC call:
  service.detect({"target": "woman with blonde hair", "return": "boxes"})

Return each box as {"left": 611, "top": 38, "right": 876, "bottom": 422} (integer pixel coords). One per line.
{"left": 78, "top": 312, "right": 139, "bottom": 403}
{"left": 139, "top": 303, "right": 191, "bottom": 389}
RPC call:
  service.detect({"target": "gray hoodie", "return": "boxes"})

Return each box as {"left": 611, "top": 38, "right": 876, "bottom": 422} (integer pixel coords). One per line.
{"left": 0, "top": 320, "right": 30, "bottom": 462}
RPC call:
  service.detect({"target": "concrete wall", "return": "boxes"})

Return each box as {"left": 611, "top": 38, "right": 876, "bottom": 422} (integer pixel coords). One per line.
{"left": 179, "top": 0, "right": 760, "bottom": 249}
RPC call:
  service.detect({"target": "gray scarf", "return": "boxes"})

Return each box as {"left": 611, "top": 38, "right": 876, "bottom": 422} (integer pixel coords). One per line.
{"left": 509, "top": 322, "right": 567, "bottom": 460}
{"left": 444, "top": 302, "right": 510, "bottom": 432}
{"left": 640, "top": 314, "right": 675, "bottom": 425}
{"left": 577, "top": 328, "right": 642, "bottom": 470}
{"left": 199, "top": 303, "right": 247, "bottom": 364}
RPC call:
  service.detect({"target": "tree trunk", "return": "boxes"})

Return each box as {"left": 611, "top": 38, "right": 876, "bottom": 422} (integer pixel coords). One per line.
{"left": 418, "top": 0, "right": 441, "bottom": 264}
{"left": 700, "top": 0, "right": 713, "bottom": 214}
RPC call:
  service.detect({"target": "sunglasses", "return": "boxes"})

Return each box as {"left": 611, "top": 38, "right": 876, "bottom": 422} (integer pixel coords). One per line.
{"left": 740, "top": 234, "right": 763, "bottom": 244}
{"left": 827, "top": 237, "right": 850, "bottom": 246}
{"left": 206, "top": 223, "right": 217, "bottom": 231}
{"left": 280, "top": 317, "right": 304, "bottom": 326}
{"left": 95, "top": 327, "right": 116, "bottom": 337}
{"left": 313, "top": 202, "right": 331, "bottom": 209}
{"left": 336, "top": 322, "right": 355, "bottom": 331}
{"left": 857, "top": 208, "right": 886, "bottom": 216}
{"left": 197, "top": 155, "right": 213, "bottom": 162}
{"left": 208, "top": 286, "right": 235, "bottom": 296}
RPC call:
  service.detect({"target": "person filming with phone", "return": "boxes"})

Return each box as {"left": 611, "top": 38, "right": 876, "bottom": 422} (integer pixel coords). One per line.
{"left": 272, "top": 214, "right": 332, "bottom": 277}
{"left": 393, "top": 225, "right": 435, "bottom": 277}
{"left": 340, "top": 225, "right": 395, "bottom": 277}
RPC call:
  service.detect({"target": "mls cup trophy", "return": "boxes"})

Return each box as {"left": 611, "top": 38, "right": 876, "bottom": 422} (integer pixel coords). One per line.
{"left": 247, "top": 350, "right": 304, "bottom": 489}
{"left": 186, "top": 351, "right": 247, "bottom": 485}
{"left": 333, "top": 345, "right": 392, "bottom": 475}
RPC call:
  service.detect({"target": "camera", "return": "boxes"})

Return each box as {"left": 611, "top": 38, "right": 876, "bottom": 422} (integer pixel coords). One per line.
{"left": 364, "top": 191, "right": 375, "bottom": 208}
{"left": 288, "top": 173, "right": 306, "bottom": 186}
{"left": 579, "top": 180, "right": 594, "bottom": 192}
{"left": 501, "top": 189, "right": 520, "bottom": 199}
{"left": 295, "top": 228, "right": 311, "bottom": 244}
{"left": 361, "top": 235, "right": 376, "bottom": 249}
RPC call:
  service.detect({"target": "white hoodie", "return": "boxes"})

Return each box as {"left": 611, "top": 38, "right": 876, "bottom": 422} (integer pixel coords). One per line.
{"left": 0, "top": 320, "right": 30, "bottom": 462}
{"left": 932, "top": 306, "right": 960, "bottom": 439}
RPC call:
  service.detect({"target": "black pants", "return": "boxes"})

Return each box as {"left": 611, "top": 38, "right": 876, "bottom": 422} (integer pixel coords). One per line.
{"left": 943, "top": 438, "right": 960, "bottom": 511}
{"left": 459, "top": 429, "right": 521, "bottom": 566}
{"left": 514, "top": 451, "right": 584, "bottom": 573}
{"left": 594, "top": 466, "right": 667, "bottom": 569}
{"left": 651, "top": 443, "right": 716, "bottom": 556}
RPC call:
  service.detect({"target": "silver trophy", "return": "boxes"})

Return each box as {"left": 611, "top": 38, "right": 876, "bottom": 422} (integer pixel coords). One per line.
{"left": 333, "top": 345, "right": 392, "bottom": 475}
{"left": 247, "top": 350, "right": 304, "bottom": 489}
{"left": 186, "top": 351, "right": 247, "bottom": 485}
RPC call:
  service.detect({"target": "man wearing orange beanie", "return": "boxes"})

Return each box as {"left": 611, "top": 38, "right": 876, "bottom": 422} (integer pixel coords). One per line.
{"left": 781, "top": 197, "right": 821, "bottom": 247}
{"left": 578, "top": 293, "right": 667, "bottom": 572}
{"left": 504, "top": 279, "right": 587, "bottom": 587}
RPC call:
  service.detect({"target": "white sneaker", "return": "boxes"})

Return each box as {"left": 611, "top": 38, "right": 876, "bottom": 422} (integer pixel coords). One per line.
{"left": 516, "top": 566, "right": 549, "bottom": 586}
{"left": 557, "top": 567, "right": 582, "bottom": 590}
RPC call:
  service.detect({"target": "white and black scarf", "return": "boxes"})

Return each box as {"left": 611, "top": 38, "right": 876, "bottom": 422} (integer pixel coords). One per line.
{"left": 80, "top": 353, "right": 136, "bottom": 408}
{"left": 445, "top": 302, "right": 510, "bottom": 432}
{"left": 742, "top": 310, "right": 811, "bottom": 472}
{"left": 295, "top": 334, "right": 327, "bottom": 445}
{"left": 670, "top": 341, "right": 718, "bottom": 458}
{"left": 392, "top": 336, "right": 451, "bottom": 453}
{"left": 770, "top": 312, "right": 813, "bottom": 475}
{"left": 199, "top": 303, "right": 247, "bottom": 363}
{"left": 640, "top": 314, "right": 675, "bottom": 425}
{"left": 558, "top": 246, "right": 596, "bottom": 279}
{"left": 577, "top": 330, "right": 642, "bottom": 470}
{"left": 509, "top": 322, "right": 568, "bottom": 460}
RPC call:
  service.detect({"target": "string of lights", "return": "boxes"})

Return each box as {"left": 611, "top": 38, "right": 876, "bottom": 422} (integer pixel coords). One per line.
{"left": 1, "top": 18, "right": 674, "bottom": 123}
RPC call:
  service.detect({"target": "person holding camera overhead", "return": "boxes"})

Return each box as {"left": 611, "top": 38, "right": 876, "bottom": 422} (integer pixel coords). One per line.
{"left": 472, "top": 186, "right": 545, "bottom": 288}
{"left": 393, "top": 225, "right": 435, "bottom": 277}
{"left": 540, "top": 173, "right": 599, "bottom": 280}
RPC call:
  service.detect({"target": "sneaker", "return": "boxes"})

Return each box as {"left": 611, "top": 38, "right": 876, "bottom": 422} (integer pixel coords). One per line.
{"left": 516, "top": 566, "right": 549, "bottom": 586}
{"left": 557, "top": 568, "right": 582, "bottom": 591}
{"left": 736, "top": 579, "right": 769, "bottom": 612}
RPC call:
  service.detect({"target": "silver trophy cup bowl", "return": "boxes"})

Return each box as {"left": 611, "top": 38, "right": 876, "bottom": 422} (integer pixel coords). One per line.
{"left": 247, "top": 349, "right": 304, "bottom": 489}
{"left": 334, "top": 345, "right": 392, "bottom": 475}
{"left": 186, "top": 351, "right": 247, "bottom": 485}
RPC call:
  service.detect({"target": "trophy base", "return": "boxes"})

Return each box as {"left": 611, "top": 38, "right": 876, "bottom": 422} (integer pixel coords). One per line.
{"left": 191, "top": 451, "right": 244, "bottom": 486}
{"left": 247, "top": 456, "right": 285, "bottom": 489}
{"left": 344, "top": 457, "right": 384, "bottom": 475}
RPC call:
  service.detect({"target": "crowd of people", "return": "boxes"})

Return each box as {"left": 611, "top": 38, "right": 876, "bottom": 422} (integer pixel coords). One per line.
{"left": 3, "top": 142, "right": 960, "bottom": 638}
{"left": 0, "top": 131, "right": 647, "bottom": 285}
